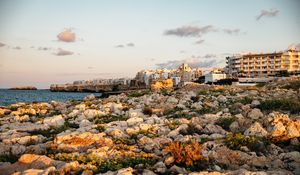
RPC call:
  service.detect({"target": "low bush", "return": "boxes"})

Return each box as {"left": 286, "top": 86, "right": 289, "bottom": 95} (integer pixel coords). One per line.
{"left": 282, "top": 80, "right": 300, "bottom": 90}
{"left": 225, "top": 133, "right": 269, "bottom": 153}
{"left": 94, "top": 114, "right": 129, "bottom": 124}
{"left": 0, "top": 154, "right": 19, "bottom": 163}
{"left": 128, "top": 90, "right": 150, "bottom": 98}
{"left": 164, "top": 141, "right": 204, "bottom": 166}
{"left": 216, "top": 116, "right": 237, "bottom": 131}
{"left": 258, "top": 98, "right": 300, "bottom": 114}
{"left": 50, "top": 153, "right": 156, "bottom": 173}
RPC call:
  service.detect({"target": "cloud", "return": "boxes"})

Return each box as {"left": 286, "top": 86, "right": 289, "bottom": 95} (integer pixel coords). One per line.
{"left": 38, "top": 47, "right": 51, "bottom": 51}
{"left": 88, "top": 66, "right": 94, "bottom": 69}
{"left": 256, "top": 8, "right": 279, "bottom": 21}
{"left": 0, "top": 42, "right": 5, "bottom": 47}
{"left": 55, "top": 48, "right": 73, "bottom": 56}
{"left": 195, "top": 39, "right": 205, "bottom": 45}
{"left": 127, "top": 43, "right": 135, "bottom": 47}
{"left": 13, "top": 46, "right": 21, "bottom": 50}
{"left": 57, "top": 29, "right": 76, "bottom": 42}
{"left": 164, "top": 25, "right": 216, "bottom": 38}
{"left": 288, "top": 43, "right": 300, "bottom": 51}
{"left": 115, "top": 44, "right": 124, "bottom": 48}
{"left": 156, "top": 58, "right": 218, "bottom": 69}
{"left": 223, "top": 28, "right": 241, "bottom": 35}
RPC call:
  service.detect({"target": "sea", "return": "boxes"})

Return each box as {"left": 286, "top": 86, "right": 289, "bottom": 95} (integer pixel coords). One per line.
{"left": 0, "top": 89, "right": 102, "bottom": 106}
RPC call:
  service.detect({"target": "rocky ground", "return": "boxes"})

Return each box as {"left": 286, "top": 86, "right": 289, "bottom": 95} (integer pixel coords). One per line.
{"left": 0, "top": 83, "right": 299, "bottom": 175}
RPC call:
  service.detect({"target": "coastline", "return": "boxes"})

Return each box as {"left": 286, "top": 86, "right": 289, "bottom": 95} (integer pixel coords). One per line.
{"left": 0, "top": 81, "right": 299, "bottom": 174}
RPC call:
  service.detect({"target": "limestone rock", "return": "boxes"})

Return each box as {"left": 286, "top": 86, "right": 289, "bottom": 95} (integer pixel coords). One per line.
{"left": 43, "top": 115, "right": 65, "bottom": 127}
{"left": 244, "top": 122, "right": 268, "bottom": 137}
{"left": 247, "top": 108, "right": 263, "bottom": 120}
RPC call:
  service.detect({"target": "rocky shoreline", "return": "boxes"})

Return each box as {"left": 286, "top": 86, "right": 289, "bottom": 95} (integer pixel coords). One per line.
{"left": 0, "top": 83, "right": 299, "bottom": 175}
{"left": 9, "top": 86, "right": 37, "bottom": 90}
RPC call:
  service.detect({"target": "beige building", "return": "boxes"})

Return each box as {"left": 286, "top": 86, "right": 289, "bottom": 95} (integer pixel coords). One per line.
{"left": 226, "top": 47, "right": 300, "bottom": 78}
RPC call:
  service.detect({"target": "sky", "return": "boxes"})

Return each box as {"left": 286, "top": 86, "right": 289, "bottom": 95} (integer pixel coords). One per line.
{"left": 0, "top": 0, "right": 299, "bottom": 88}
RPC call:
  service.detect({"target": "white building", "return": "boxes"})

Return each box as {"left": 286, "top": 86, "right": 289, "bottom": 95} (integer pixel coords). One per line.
{"left": 205, "top": 73, "right": 227, "bottom": 83}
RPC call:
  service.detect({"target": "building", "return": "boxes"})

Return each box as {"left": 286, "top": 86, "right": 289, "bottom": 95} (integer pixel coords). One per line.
{"left": 134, "top": 63, "right": 203, "bottom": 87}
{"left": 205, "top": 68, "right": 227, "bottom": 83}
{"left": 226, "top": 47, "right": 300, "bottom": 78}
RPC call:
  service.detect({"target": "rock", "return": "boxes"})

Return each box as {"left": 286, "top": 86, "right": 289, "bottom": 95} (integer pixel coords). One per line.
{"left": 0, "top": 108, "right": 11, "bottom": 117}
{"left": 217, "top": 95, "right": 227, "bottom": 103}
{"left": 169, "top": 165, "right": 188, "bottom": 174}
{"left": 167, "top": 97, "right": 179, "bottom": 104}
{"left": 79, "top": 119, "right": 92, "bottom": 128}
{"left": 56, "top": 132, "right": 113, "bottom": 152}
{"left": 84, "top": 109, "right": 104, "bottom": 119}
{"left": 229, "top": 121, "right": 240, "bottom": 133}
{"left": 282, "top": 151, "right": 300, "bottom": 162}
{"left": 84, "top": 94, "right": 96, "bottom": 101}
{"left": 244, "top": 122, "right": 268, "bottom": 137}
{"left": 191, "top": 102, "right": 203, "bottom": 110}
{"left": 151, "top": 79, "right": 173, "bottom": 91}
{"left": 153, "top": 161, "right": 167, "bottom": 173}
{"left": 202, "top": 124, "right": 226, "bottom": 135}
{"left": 12, "top": 166, "right": 56, "bottom": 175}
{"left": 127, "top": 117, "right": 143, "bottom": 126}
{"left": 142, "top": 169, "right": 156, "bottom": 175}
{"left": 247, "top": 108, "right": 263, "bottom": 120}
{"left": 43, "top": 115, "right": 65, "bottom": 127}
{"left": 11, "top": 145, "right": 26, "bottom": 155}
{"left": 108, "top": 129, "right": 127, "bottom": 139}
{"left": 116, "top": 167, "right": 134, "bottom": 175}
{"left": 81, "top": 170, "right": 93, "bottom": 175}
{"left": 164, "top": 156, "right": 175, "bottom": 166}
{"left": 251, "top": 100, "right": 260, "bottom": 107}
{"left": 267, "top": 112, "right": 300, "bottom": 140}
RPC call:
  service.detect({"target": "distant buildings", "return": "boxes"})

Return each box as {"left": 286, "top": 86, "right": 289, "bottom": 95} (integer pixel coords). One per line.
{"left": 226, "top": 47, "right": 300, "bottom": 78}
{"left": 135, "top": 63, "right": 203, "bottom": 87}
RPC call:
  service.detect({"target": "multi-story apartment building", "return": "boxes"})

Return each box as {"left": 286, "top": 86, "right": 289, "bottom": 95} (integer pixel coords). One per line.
{"left": 226, "top": 47, "right": 300, "bottom": 78}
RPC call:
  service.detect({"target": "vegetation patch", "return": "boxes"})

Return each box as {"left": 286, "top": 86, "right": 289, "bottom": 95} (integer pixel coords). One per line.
{"left": 166, "top": 120, "right": 180, "bottom": 130}
{"left": 50, "top": 153, "right": 156, "bottom": 173}
{"left": 0, "top": 154, "right": 19, "bottom": 163}
{"left": 258, "top": 98, "right": 300, "bottom": 114}
{"left": 216, "top": 116, "right": 237, "bottom": 131}
{"left": 94, "top": 114, "right": 129, "bottom": 124}
{"left": 237, "top": 97, "right": 253, "bottom": 105}
{"left": 281, "top": 80, "right": 300, "bottom": 90}
{"left": 128, "top": 90, "right": 150, "bottom": 98}
{"left": 225, "top": 133, "right": 269, "bottom": 153}
{"left": 164, "top": 141, "right": 205, "bottom": 167}
{"left": 28, "top": 121, "right": 79, "bottom": 138}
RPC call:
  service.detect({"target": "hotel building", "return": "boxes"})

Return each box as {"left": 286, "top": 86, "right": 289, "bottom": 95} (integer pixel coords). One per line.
{"left": 226, "top": 47, "right": 300, "bottom": 78}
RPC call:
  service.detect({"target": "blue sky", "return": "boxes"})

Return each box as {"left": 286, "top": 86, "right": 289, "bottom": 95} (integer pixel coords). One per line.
{"left": 0, "top": 0, "right": 299, "bottom": 88}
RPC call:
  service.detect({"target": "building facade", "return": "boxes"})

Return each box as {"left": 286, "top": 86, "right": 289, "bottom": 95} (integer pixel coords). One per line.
{"left": 135, "top": 63, "right": 203, "bottom": 86}
{"left": 226, "top": 48, "right": 300, "bottom": 78}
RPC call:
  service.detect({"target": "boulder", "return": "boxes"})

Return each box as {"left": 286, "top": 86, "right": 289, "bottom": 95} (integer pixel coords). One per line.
{"left": 244, "top": 122, "right": 268, "bottom": 137}
{"left": 247, "top": 108, "right": 263, "bottom": 120}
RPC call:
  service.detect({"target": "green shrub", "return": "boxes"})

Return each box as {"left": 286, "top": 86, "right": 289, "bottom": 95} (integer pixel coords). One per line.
{"left": 216, "top": 116, "right": 237, "bottom": 131}
{"left": 0, "top": 154, "right": 19, "bottom": 163}
{"left": 237, "top": 97, "right": 253, "bottom": 105}
{"left": 255, "top": 82, "right": 266, "bottom": 88}
{"left": 258, "top": 99, "right": 300, "bottom": 114}
{"left": 128, "top": 90, "right": 150, "bottom": 98}
{"left": 94, "top": 115, "right": 129, "bottom": 124}
{"left": 196, "top": 107, "right": 218, "bottom": 115}
{"left": 282, "top": 81, "right": 300, "bottom": 90}
{"left": 51, "top": 153, "right": 156, "bottom": 173}
{"left": 198, "top": 90, "right": 209, "bottom": 95}
{"left": 225, "top": 133, "right": 268, "bottom": 152}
